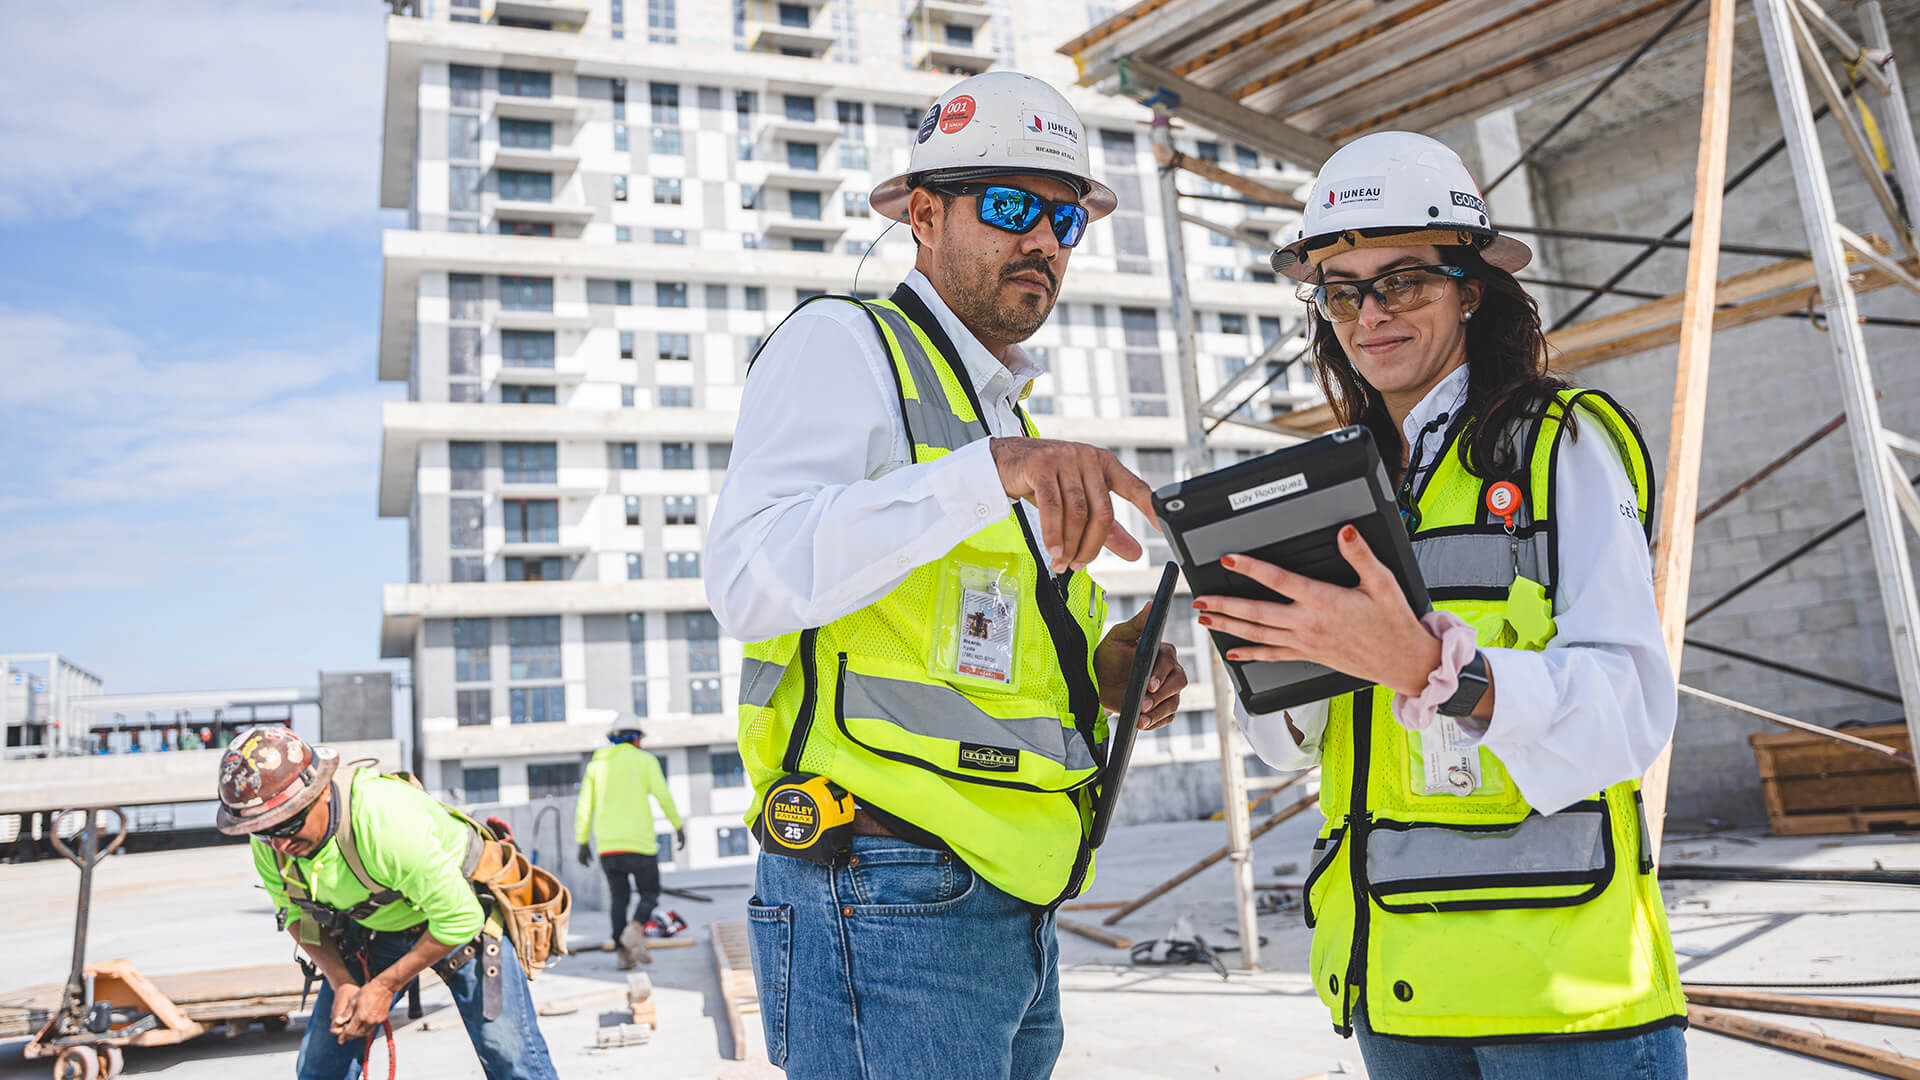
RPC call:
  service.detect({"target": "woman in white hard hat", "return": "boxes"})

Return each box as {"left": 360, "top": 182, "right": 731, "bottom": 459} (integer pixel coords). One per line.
{"left": 1193, "top": 131, "right": 1689, "bottom": 1077}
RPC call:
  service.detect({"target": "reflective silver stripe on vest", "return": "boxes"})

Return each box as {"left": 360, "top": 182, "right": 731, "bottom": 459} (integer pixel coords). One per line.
{"left": 867, "top": 303, "right": 980, "bottom": 453}
{"left": 842, "top": 670, "right": 1096, "bottom": 772}
{"left": 1412, "top": 531, "right": 1546, "bottom": 591}
{"left": 740, "top": 657, "right": 787, "bottom": 709}
{"left": 1366, "top": 809, "right": 1607, "bottom": 887}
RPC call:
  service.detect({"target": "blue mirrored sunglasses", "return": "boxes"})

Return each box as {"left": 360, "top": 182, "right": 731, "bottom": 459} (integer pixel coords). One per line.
{"left": 935, "top": 183, "right": 1089, "bottom": 248}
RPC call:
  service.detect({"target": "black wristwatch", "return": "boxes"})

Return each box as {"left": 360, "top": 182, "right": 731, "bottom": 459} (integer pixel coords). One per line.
{"left": 1439, "top": 650, "right": 1491, "bottom": 718}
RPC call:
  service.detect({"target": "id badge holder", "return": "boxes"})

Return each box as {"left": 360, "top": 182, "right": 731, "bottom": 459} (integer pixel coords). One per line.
{"left": 1414, "top": 717, "right": 1484, "bottom": 797}
{"left": 928, "top": 553, "right": 1022, "bottom": 694}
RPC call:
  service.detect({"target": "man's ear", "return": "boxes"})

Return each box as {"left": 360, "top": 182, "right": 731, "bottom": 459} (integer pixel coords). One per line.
{"left": 908, "top": 187, "right": 942, "bottom": 249}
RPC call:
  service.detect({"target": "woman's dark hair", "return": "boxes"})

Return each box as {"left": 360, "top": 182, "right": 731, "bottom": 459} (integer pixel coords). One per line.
{"left": 1307, "top": 244, "right": 1574, "bottom": 481}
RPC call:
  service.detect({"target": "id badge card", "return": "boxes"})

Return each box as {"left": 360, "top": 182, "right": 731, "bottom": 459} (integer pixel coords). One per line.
{"left": 1417, "top": 716, "right": 1483, "bottom": 797}
{"left": 928, "top": 557, "right": 1021, "bottom": 693}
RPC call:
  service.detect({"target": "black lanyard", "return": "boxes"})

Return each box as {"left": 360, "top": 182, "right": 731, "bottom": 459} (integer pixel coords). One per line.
{"left": 1396, "top": 411, "right": 1453, "bottom": 534}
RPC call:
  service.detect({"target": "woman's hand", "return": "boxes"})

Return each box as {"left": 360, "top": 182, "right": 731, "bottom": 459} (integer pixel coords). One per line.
{"left": 1194, "top": 525, "right": 1441, "bottom": 697}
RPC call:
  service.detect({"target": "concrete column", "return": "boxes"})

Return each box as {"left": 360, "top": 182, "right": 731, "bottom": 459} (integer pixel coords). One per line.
{"left": 1474, "top": 107, "right": 1555, "bottom": 326}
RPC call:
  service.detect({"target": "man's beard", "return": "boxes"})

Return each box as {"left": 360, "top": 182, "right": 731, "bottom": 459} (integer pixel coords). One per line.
{"left": 945, "top": 250, "right": 1058, "bottom": 343}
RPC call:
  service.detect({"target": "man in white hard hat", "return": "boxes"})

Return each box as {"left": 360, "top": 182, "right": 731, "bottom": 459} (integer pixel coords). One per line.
{"left": 706, "top": 70, "right": 1188, "bottom": 1078}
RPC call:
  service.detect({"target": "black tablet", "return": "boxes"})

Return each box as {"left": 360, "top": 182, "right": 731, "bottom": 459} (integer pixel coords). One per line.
{"left": 1089, "top": 561, "right": 1180, "bottom": 849}
{"left": 1152, "top": 426, "right": 1430, "bottom": 715}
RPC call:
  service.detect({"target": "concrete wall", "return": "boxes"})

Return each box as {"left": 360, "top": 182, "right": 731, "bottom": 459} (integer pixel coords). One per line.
{"left": 319, "top": 671, "right": 395, "bottom": 742}
{"left": 1437, "top": 9, "right": 1920, "bottom": 826}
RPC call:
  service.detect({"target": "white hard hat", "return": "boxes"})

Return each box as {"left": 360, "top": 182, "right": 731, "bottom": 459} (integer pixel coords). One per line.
{"left": 1272, "top": 131, "right": 1531, "bottom": 282}
{"left": 870, "top": 71, "right": 1117, "bottom": 222}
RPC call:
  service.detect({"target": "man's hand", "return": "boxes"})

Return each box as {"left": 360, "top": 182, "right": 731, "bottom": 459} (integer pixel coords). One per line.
{"left": 577, "top": 842, "right": 593, "bottom": 867}
{"left": 330, "top": 979, "right": 396, "bottom": 1043}
{"left": 1093, "top": 606, "right": 1188, "bottom": 730}
{"left": 989, "top": 438, "right": 1158, "bottom": 573}
{"left": 674, "top": 828, "right": 687, "bottom": 851}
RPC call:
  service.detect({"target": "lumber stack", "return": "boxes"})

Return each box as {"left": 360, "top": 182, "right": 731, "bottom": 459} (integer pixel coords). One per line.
{"left": 709, "top": 920, "right": 759, "bottom": 1061}
{"left": 1750, "top": 722, "right": 1920, "bottom": 835}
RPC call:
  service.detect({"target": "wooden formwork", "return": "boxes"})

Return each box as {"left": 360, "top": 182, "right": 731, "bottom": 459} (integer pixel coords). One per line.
{"left": 1751, "top": 722, "right": 1920, "bottom": 835}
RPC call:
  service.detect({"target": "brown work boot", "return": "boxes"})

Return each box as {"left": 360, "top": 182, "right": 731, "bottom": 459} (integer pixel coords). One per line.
{"left": 616, "top": 919, "right": 652, "bottom": 968}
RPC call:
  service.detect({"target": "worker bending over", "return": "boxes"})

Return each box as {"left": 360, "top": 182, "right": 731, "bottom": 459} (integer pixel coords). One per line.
{"left": 707, "top": 70, "right": 1186, "bottom": 1079}
{"left": 576, "top": 721, "right": 685, "bottom": 966}
{"left": 216, "top": 726, "right": 558, "bottom": 1080}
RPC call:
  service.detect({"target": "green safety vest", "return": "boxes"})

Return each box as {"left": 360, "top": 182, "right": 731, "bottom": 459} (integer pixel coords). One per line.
{"left": 736, "top": 287, "right": 1110, "bottom": 907}
{"left": 1305, "top": 388, "right": 1688, "bottom": 1042}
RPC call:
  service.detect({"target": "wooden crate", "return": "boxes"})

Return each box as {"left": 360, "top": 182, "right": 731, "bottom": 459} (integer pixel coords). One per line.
{"left": 1750, "top": 723, "right": 1920, "bottom": 836}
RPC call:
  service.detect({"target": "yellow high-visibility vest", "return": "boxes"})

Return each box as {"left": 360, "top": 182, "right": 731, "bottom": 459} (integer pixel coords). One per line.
{"left": 1306, "top": 388, "right": 1688, "bottom": 1041}
{"left": 736, "top": 289, "right": 1109, "bottom": 906}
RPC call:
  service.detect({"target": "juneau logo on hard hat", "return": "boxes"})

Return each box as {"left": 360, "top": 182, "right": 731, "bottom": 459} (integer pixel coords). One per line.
{"left": 1023, "top": 109, "right": 1079, "bottom": 146}
{"left": 938, "top": 95, "right": 976, "bottom": 135}
{"left": 1322, "top": 176, "right": 1386, "bottom": 213}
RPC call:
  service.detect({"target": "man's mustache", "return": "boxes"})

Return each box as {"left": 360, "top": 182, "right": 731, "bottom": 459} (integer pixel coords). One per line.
{"left": 1002, "top": 260, "right": 1057, "bottom": 294}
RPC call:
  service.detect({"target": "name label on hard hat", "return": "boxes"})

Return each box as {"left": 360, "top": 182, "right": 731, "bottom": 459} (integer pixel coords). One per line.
{"left": 1323, "top": 177, "right": 1385, "bottom": 212}
{"left": 1450, "top": 190, "right": 1487, "bottom": 214}
{"left": 1024, "top": 110, "right": 1079, "bottom": 147}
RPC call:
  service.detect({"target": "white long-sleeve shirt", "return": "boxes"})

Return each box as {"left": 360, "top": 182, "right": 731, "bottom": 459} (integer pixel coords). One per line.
{"left": 1236, "top": 364, "right": 1677, "bottom": 814}
{"left": 705, "top": 270, "right": 1045, "bottom": 643}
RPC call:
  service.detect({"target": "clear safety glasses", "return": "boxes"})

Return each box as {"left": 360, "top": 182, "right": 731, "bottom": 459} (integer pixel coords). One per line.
{"left": 1308, "top": 264, "right": 1468, "bottom": 323}
{"left": 936, "top": 183, "right": 1089, "bottom": 248}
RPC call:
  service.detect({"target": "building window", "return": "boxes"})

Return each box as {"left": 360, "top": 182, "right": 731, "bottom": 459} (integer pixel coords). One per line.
{"left": 499, "top": 118, "right": 552, "bottom": 150}
{"left": 1207, "top": 266, "right": 1237, "bottom": 281}
{"left": 666, "top": 551, "right": 700, "bottom": 578}
{"left": 707, "top": 442, "right": 732, "bottom": 469}
{"left": 711, "top": 750, "right": 746, "bottom": 788}
{"left": 649, "top": 81, "right": 680, "bottom": 124}
{"left": 778, "top": 2, "right": 809, "bottom": 27}
{"left": 528, "top": 762, "right": 582, "bottom": 798}
{"left": 450, "top": 441, "right": 484, "bottom": 490}
{"left": 664, "top": 495, "right": 697, "bottom": 525}
{"left": 620, "top": 331, "right": 635, "bottom": 359}
{"left": 450, "top": 496, "right": 485, "bottom": 550}
{"left": 504, "top": 499, "right": 559, "bottom": 543}
{"left": 611, "top": 0, "right": 625, "bottom": 37}
{"left": 449, "top": 114, "right": 481, "bottom": 160}
{"left": 463, "top": 767, "right": 500, "bottom": 803}
{"left": 451, "top": 554, "right": 485, "bottom": 580}
{"left": 789, "top": 190, "right": 822, "bottom": 220}
{"left": 690, "top": 677, "right": 723, "bottom": 714}
{"left": 654, "top": 228, "right": 686, "bottom": 245}
{"left": 716, "top": 826, "right": 750, "bottom": 857}
{"left": 1219, "top": 312, "right": 1246, "bottom": 335}
{"left": 613, "top": 175, "right": 628, "bottom": 201}
{"left": 612, "top": 77, "right": 626, "bottom": 119}
{"left": 628, "top": 610, "right": 647, "bottom": 672}
{"left": 744, "top": 286, "right": 765, "bottom": 311}
{"left": 613, "top": 123, "right": 628, "bottom": 151}
{"left": 498, "top": 169, "right": 552, "bottom": 203}
{"left": 791, "top": 238, "right": 824, "bottom": 253}
{"left": 506, "top": 556, "right": 564, "bottom": 581}
{"left": 838, "top": 142, "right": 868, "bottom": 170}
{"left": 501, "top": 329, "right": 555, "bottom": 368}
{"left": 650, "top": 128, "right": 682, "bottom": 155}
{"left": 843, "top": 190, "right": 869, "bottom": 217}
{"left": 625, "top": 496, "right": 643, "bottom": 526}
{"left": 705, "top": 284, "right": 729, "bottom": 309}
{"left": 500, "top": 275, "right": 553, "bottom": 311}
{"left": 656, "top": 282, "right": 687, "bottom": 307}
{"left": 836, "top": 100, "right": 864, "bottom": 136}
{"left": 739, "top": 184, "right": 759, "bottom": 210}
{"left": 647, "top": 0, "right": 676, "bottom": 43}
{"left": 786, "top": 142, "right": 818, "bottom": 171}
{"left": 1235, "top": 143, "right": 1259, "bottom": 170}
{"left": 662, "top": 442, "right": 695, "bottom": 470}
{"left": 449, "top": 273, "right": 484, "bottom": 320}
{"left": 510, "top": 686, "right": 565, "bottom": 724}
{"left": 652, "top": 177, "right": 682, "bottom": 205}
{"left": 626, "top": 552, "right": 645, "bottom": 580}
{"left": 616, "top": 226, "right": 632, "bottom": 243}
{"left": 502, "top": 384, "right": 557, "bottom": 404}
{"left": 498, "top": 220, "right": 553, "bottom": 237}
{"left": 659, "top": 386, "right": 692, "bottom": 407}
{"left": 783, "top": 94, "right": 815, "bottom": 123}
{"left": 1026, "top": 394, "right": 1054, "bottom": 415}
{"left": 735, "top": 90, "right": 756, "bottom": 124}
{"left": 502, "top": 442, "right": 556, "bottom": 483}
{"left": 498, "top": 68, "right": 551, "bottom": 99}
{"left": 508, "top": 615, "right": 562, "bottom": 678}
{"left": 456, "top": 688, "right": 491, "bottom": 727}
{"left": 945, "top": 22, "right": 973, "bottom": 46}
{"left": 683, "top": 611, "right": 720, "bottom": 671}
{"left": 454, "top": 617, "right": 491, "bottom": 681}
{"left": 450, "top": 64, "right": 483, "bottom": 107}
{"left": 615, "top": 280, "right": 633, "bottom": 306}
{"left": 621, "top": 385, "right": 636, "bottom": 407}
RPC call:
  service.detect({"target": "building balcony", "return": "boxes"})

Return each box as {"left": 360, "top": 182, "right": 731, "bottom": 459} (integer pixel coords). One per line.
{"left": 909, "top": 0, "right": 992, "bottom": 27}
{"left": 380, "top": 579, "right": 712, "bottom": 657}
{"left": 915, "top": 40, "right": 996, "bottom": 74}
{"left": 498, "top": 540, "right": 593, "bottom": 560}
{"left": 756, "top": 168, "right": 845, "bottom": 192}
{"left": 420, "top": 712, "right": 737, "bottom": 761}
{"left": 755, "top": 115, "right": 840, "bottom": 144}
{"left": 490, "top": 145, "right": 581, "bottom": 173}
{"left": 747, "top": 21, "right": 837, "bottom": 56}
{"left": 489, "top": 364, "right": 586, "bottom": 386}
{"left": 488, "top": 308, "right": 593, "bottom": 332}
{"left": 491, "top": 199, "right": 596, "bottom": 224}
{"left": 492, "top": 94, "right": 587, "bottom": 123}
{"left": 492, "top": 0, "right": 591, "bottom": 24}
{"left": 496, "top": 481, "right": 604, "bottom": 499}
{"left": 764, "top": 216, "right": 847, "bottom": 240}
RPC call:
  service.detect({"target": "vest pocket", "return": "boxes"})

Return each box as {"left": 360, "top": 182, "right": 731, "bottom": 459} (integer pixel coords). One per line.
{"left": 1365, "top": 799, "right": 1614, "bottom": 913}
{"left": 1303, "top": 826, "right": 1346, "bottom": 929}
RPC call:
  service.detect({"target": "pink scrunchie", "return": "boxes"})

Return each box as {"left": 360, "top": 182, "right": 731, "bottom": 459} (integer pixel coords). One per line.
{"left": 1391, "top": 610, "right": 1480, "bottom": 732}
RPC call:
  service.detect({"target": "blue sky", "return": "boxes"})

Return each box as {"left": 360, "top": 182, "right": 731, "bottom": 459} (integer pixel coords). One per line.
{"left": 0, "top": 1, "right": 410, "bottom": 692}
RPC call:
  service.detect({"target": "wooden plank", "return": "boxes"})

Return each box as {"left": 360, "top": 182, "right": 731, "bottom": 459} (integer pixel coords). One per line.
{"left": 709, "top": 920, "right": 755, "bottom": 1062}
{"left": 1685, "top": 987, "right": 1920, "bottom": 1028}
{"left": 1181, "top": 0, "right": 1398, "bottom": 94}
{"left": 1642, "top": 0, "right": 1737, "bottom": 862}
{"left": 1113, "top": 57, "right": 1337, "bottom": 169}
{"left": 1689, "top": 1003, "right": 1920, "bottom": 1078}
{"left": 1058, "top": 917, "right": 1134, "bottom": 949}
{"left": 1155, "top": 143, "right": 1303, "bottom": 209}
{"left": 1766, "top": 808, "right": 1920, "bottom": 836}
{"left": 1102, "top": 793, "right": 1319, "bottom": 926}
{"left": 1214, "top": 0, "right": 1454, "bottom": 103}
{"left": 1170, "top": 0, "right": 1355, "bottom": 82}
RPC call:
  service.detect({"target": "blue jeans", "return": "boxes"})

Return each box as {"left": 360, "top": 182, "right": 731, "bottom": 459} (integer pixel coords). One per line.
{"left": 747, "top": 836, "right": 1063, "bottom": 1080}
{"left": 1356, "top": 1007, "right": 1688, "bottom": 1080}
{"left": 296, "top": 928, "right": 557, "bottom": 1080}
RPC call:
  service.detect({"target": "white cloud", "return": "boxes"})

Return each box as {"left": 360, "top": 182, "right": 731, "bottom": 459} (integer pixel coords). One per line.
{"left": 0, "top": 0, "right": 389, "bottom": 240}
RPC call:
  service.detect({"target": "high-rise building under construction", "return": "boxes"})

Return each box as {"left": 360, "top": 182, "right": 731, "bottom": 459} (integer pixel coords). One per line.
{"left": 372, "top": 0, "right": 1304, "bottom": 869}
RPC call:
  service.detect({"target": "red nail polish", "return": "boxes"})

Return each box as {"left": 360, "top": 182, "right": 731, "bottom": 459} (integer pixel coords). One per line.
{"left": 1198, "top": 616, "right": 1212, "bottom": 627}
{"left": 1221, "top": 555, "right": 1236, "bottom": 568}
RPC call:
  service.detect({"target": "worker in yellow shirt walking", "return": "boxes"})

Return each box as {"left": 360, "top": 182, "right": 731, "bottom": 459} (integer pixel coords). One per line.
{"left": 576, "top": 722, "right": 684, "bottom": 966}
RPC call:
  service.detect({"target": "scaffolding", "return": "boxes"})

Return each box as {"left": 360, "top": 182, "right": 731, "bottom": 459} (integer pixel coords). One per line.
{"left": 1061, "top": 0, "right": 1920, "bottom": 972}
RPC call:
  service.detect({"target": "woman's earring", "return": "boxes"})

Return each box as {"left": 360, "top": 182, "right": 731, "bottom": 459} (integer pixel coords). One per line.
{"left": 1463, "top": 309, "right": 1476, "bottom": 322}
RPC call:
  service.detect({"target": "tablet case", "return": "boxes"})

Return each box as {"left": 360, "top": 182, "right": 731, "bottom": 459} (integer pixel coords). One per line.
{"left": 1151, "top": 426, "right": 1431, "bottom": 715}
{"left": 1088, "top": 561, "right": 1180, "bottom": 849}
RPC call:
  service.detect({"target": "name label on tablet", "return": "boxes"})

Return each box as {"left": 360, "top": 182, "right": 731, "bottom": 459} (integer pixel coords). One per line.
{"left": 1228, "top": 473, "right": 1307, "bottom": 511}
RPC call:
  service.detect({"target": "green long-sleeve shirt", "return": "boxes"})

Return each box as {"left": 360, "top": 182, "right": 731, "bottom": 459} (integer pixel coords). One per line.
{"left": 253, "top": 770, "right": 485, "bottom": 946}
{"left": 575, "top": 743, "right": 682, "bottom": 856}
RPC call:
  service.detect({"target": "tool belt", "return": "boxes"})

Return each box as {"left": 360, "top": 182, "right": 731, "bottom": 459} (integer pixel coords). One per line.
{"left": 433, "top": 929, "right": 508, "bottom": 1020}
{"left": 468, "top": 835, "right": 570, "bottom": 981}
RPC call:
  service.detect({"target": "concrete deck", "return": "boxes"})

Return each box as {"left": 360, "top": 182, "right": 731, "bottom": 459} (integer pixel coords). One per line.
{"left": 1, "top": 814, "right": 1916, "bottom": 1078}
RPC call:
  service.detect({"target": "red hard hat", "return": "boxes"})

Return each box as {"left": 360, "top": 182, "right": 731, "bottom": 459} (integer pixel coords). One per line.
{"left": 215, "top": 726, "right": 338, "bottom": 836}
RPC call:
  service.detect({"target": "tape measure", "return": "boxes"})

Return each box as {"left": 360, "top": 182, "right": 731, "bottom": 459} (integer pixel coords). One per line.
{"left": 752, "top": 773, "right": 856, "bottom": 865}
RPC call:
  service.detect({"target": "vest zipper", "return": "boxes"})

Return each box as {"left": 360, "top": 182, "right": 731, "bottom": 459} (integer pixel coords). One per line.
{"left": 1045, "top": 791, "right": 1097, "bottom": 911}
{"left": 780, "top": 628, "right": 821, "bottom": 774}
{"left": 1341, "top": 688, "right": 1375, "bottom": 1037}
